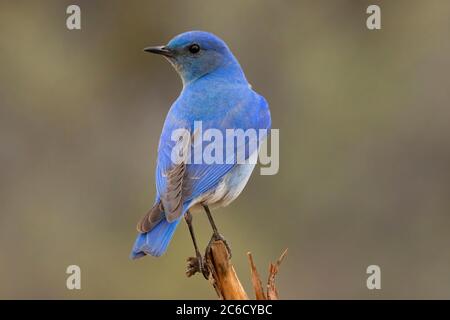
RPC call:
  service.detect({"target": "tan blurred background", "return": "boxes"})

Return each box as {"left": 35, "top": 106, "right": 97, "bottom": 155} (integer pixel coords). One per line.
{"left": 1, "top": 0, "right": 450, "bottom": 299}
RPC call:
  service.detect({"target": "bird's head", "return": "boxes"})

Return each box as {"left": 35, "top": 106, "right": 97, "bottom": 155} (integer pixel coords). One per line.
{"left": 144, "top": 31, "right": 244, "bottom": 85}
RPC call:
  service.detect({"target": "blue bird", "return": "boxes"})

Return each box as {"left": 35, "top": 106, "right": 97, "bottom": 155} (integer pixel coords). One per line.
{"left": 131, "top": 31, "right": 271, "bottom": 276}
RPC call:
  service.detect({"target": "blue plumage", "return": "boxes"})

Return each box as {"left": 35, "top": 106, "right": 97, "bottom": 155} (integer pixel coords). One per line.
{"left": 131, "top": 31, "right": 271, "bottom": 259}
{"left": 131, "top": 218, "right": 182, "bottom": 258}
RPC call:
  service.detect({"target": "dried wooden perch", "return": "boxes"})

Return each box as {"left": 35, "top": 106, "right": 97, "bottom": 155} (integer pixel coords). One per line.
{"left": 188, "top": 239, "right": 287, "bottom": 300}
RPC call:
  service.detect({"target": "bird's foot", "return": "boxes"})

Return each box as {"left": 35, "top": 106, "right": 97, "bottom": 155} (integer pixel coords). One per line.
{"left": 206, "top": 232, "right": 232, "bottom": 259}
{"left": 186, "top": 252, "right": 209, "bottom": 279}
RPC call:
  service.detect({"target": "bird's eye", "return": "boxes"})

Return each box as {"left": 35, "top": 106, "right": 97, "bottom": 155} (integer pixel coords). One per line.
{"left": 188, "top": 44, "right": 200, "bottom": 54}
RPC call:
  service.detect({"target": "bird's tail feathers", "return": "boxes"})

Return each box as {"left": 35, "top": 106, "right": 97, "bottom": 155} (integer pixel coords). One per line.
{"left": 130, "top": 217, "right": 182, "bottom": 258}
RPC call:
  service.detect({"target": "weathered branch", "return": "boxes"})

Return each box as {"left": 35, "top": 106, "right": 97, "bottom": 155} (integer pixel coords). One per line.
{"left": 266, "top": 248, "right": 288, "bottom": 300}
{"left": 191, "top": 239, "right": 287, "bottom": 300}
{"left": 205, "top": 240, "right": 248, "bottom": 300}
{"left": 248, "top": 251, "right": 267, "bottom": 300}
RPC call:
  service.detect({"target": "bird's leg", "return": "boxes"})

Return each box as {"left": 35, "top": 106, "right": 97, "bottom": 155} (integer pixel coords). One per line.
{"left": 184, "top": 211, "right": 208, "bottom": 279}
{"left": 203, "top": 204, "right": 232, "bottom": 258}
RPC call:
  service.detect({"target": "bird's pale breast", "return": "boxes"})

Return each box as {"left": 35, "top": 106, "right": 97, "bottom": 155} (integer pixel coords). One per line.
{"left": 188, "top": 151, "right": 258, "bottom": 212}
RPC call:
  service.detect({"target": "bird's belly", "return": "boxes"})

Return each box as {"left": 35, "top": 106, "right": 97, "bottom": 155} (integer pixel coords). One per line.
{"left": 189, "top": 160, "right": 256, "bottom": 212}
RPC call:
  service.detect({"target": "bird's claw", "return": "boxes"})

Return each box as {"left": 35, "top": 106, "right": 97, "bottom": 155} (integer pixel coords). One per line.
{"left": 186, "top": 253, "right": 209, "bottom": 279}
{"left": 206, "top": 233, "right": 232, "bottom": 259}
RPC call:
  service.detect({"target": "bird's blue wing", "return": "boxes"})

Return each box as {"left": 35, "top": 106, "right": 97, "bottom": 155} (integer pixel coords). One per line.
{"left": 155, "top": 89, "right": 271, "bottom": 216}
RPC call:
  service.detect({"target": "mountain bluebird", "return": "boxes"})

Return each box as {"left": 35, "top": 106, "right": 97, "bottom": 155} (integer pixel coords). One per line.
{"left": 131, "top": 31, "right": 271, "bottom": 276}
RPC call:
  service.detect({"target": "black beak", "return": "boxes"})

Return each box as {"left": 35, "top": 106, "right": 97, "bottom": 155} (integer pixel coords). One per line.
{"left": 143, "top": 46, "right": 173, "bottom": 57}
